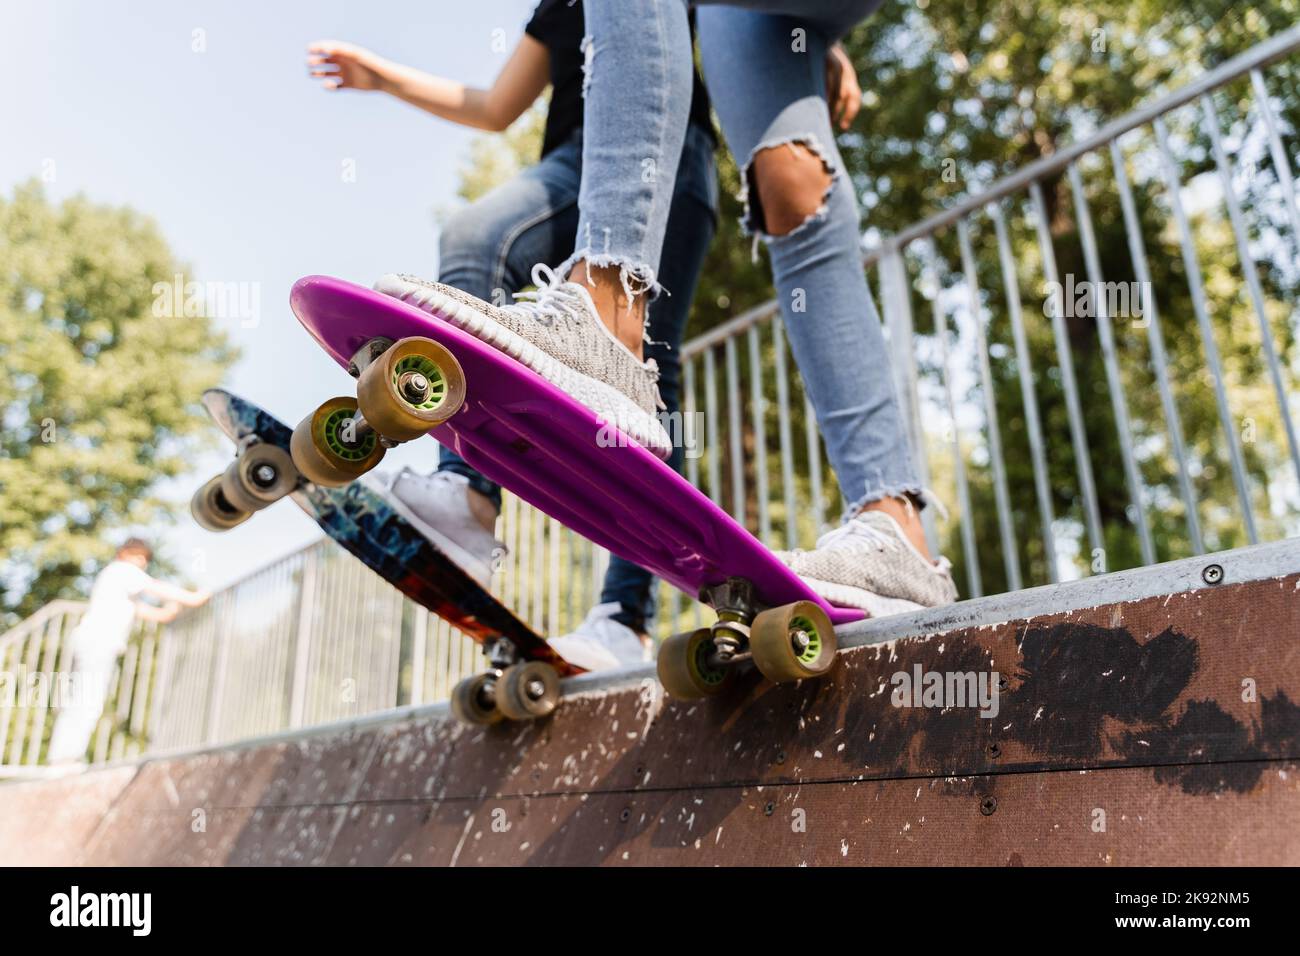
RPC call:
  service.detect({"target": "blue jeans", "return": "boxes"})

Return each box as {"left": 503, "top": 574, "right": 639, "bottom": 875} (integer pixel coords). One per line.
{"left": 436, "top": 124, "right": 718, "bottom": 632}
{"left": 567, "top": 0, "right": 920, "bottom": 517}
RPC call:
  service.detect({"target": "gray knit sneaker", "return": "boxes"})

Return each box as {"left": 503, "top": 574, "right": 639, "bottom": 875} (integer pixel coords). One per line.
{"left": 375, "top": 266, "right": 672, "bottom": 459}
{"left": 775, "top": 511, "right": 957, "bottom": 616}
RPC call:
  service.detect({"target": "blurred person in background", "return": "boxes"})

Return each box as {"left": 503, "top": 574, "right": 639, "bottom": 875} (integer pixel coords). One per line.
{"left": 47, "top": 538, "right": 209, "bottom": 766}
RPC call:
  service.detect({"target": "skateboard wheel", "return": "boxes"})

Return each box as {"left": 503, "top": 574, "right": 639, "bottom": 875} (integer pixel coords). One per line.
{"left": 220, "top": 444, "right": 298, "bottom": 511}
{"left": 190, "top": 475, "right": 252, "bottom": 532}
{"left": 450, "top": 673, "right": 505, "bottom": 726}
{"left": 749, "top": 601, "right": 837, "bottom": 683}
{"left": 495, "top": 662, "right": 561, "bottom": 720}
{"left": 290, "top": 396, "right": 386, "bottom": 487}
{"left": 357, "top": 337, "right": 466, "bottom": 443}
{"left": 657, "top": 628, "right": 733, "bottom": 699}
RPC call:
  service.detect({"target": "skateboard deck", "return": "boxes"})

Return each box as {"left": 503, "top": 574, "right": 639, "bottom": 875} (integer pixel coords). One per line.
{"left": 289, "top": 276, "right": 865, "bottom": 631}
{"left": 199, "top": 388, "right": 577, "bottom": 676}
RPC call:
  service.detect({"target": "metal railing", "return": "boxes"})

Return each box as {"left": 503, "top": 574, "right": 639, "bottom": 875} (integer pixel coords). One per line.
{"left": 676, "top": 25, "right": 1300, "bottom": 596}
{"left": 0, "top": 601, "right": 161, "bottom": 772}
{"left": 7, "top": 27, "right": 1300, "bottom": 762}
{"left": 148, "top": 522, "right": 620, "bottom": 751}
{"left": 859, "top": 26, "right": 1300, "bottom": 595}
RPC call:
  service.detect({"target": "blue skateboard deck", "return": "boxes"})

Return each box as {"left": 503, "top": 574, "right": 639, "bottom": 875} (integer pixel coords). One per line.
{"left": 198, "top": 389, "right": 576, "bottom": 675}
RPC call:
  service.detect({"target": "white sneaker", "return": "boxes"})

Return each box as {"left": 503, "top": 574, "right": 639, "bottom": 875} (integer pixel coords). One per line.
{"left": 376, "top": 265, "right": 673, "bottom": 460}
{"left": 371, "top": 469, "right": 504, "bottom": 588}
{"left": 548, "top": 602, "right": 649, "bottom": 672}
{"left": 775, "top": 511, "right": 958, "bottom": 616}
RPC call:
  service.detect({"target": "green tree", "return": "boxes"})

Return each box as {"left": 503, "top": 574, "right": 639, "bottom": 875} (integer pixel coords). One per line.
{"left": 834, "top": 1, "right": 1300, "bottom": 591}
{"left": 0, "top": 181, "right": 237, "bottom": 627}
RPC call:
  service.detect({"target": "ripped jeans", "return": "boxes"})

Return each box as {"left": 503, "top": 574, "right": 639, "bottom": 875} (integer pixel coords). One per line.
{"left": 568, "top": 0, "right": 921, "bottom": 516}
{"left": 438, "top": 125, "right": 718, "bottom": 632}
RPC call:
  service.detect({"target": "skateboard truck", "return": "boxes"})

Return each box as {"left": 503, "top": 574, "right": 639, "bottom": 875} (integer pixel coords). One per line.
{"left": 700, "top": 577, "right": 755, "bottom": 663}
{"left": 484, "top": 636, "right": 521, "bottom": 671}
{"left": 347, "top": 337, "right": 395, "bottom": 379}
{"left": 290, "top": 335, "right": 468, "bottom": 488}
{"left": 348, "top": 337, "right": 445, "bottom": 423}
{"left": 451, "top": 637, "right": 562, "bottom": 726}
{"left": 333, "top": 339, "right": 412, "bottom": 451}
{"left": 658, "top": 579, "right": 839, "bottom": 699}
{"left": 192, "top": 432, "right": 302, "bottom": 532}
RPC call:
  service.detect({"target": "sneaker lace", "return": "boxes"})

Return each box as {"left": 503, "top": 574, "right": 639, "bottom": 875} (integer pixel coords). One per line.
{"left": 502, "top": 264, "right": 589, "bottom": 326}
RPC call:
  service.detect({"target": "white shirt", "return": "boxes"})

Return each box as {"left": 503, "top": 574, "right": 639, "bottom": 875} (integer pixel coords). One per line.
{"left": 73, "top": 560, "right": 153, "bottom": 658}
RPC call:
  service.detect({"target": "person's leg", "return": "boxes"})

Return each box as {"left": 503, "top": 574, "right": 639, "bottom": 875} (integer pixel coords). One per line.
{"left": 386, "top": 143, "right": 583, "bottom": 584}
{"left": 565, "top": 0, "right": 878, "bottom": 345}
{"left": 431, "top": 138, "right": 584, "bottom": 517}
{"left": 599, "top": 123, "right": 719, "bottom": 633}
{"left": 698, "top": 7, "right": 917, "bottom": 521}
{"left": 374, "top": 2, "right": 872, "bottom": 462}
{"left": 697, "top": 5, "right": 955, "bottom": 610}
{"left": 46, "top": 646, "right": 116, "bottom": 765}
{"left": 556, "top": 0, "right": 696, "bottom": 353}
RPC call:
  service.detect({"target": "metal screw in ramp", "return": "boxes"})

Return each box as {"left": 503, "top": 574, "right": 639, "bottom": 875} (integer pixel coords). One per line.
{"left": 980, "top": 797, "right": 998, "bottom": 816}
{"left": 1202, "top": 563, "right": 1224, "bottom": 585}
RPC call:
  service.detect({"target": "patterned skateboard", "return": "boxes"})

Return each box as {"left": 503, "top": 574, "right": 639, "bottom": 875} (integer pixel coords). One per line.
{"left": 287, "top": 275, "right": 865, "bottom": 699}
{"left": 193, "top": 388, "right": 581, "bottom": 724}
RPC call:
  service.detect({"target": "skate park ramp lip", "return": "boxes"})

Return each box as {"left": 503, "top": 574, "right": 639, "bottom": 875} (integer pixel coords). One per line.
{"left": 2, "top": 540, "right": 1299, "bottom": 866}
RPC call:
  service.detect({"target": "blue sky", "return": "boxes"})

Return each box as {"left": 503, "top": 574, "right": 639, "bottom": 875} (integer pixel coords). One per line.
{"left": 2, "top": 0, "right": 537, "bottom": 589}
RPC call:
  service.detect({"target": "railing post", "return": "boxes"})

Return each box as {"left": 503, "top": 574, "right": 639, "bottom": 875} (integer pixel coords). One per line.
{"left": 287, "top": 545, "right": 319, "bottom": 729}
{"left": 202, "top": 593, "right": 233, "bottom": 745}
{"left": 878, "top": 241, "right": 937, "bottom": 554}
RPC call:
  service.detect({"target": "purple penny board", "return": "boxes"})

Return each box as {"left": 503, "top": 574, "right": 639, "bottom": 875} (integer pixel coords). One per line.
{"left": 291, "top": 275, "right": 865, "bottom": 627}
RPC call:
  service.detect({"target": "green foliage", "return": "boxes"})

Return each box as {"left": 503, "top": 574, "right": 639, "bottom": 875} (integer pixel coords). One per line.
{"left": 451, "top": 98, "right": 549, "bottom": 209}
{"left": 835, "top": 0, "right": 1300, "bottom": 591}
{"left": 0, "top": 181, "right": 238, "bottom": 627}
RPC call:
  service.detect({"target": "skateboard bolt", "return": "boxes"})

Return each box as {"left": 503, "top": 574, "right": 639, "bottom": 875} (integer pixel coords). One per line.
{"left": 399, "top": 371, "right": 430, "bottom": 403}
{"left": 791, "top": 629, "right": 811, "bottom": 652}
{"left": 252, "top": 464, "right": 277, "bottom": 486}
{"left": 525, "top": 678, "right": 546, "bottom": 699}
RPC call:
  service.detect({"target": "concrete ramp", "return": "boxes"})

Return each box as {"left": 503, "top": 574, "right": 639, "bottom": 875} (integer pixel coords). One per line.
{"left": 3, "top": 542, "right": 1299, "bottom": 866}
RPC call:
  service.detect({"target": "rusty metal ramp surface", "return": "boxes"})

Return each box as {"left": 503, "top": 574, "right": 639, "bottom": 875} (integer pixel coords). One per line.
{"left": 3, "top": 541, "right": 1299, "bottom": 866}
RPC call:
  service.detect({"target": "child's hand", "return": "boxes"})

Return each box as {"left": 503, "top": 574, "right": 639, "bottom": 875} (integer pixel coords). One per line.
{"left": 307, "top": 40, "right": 387, "bottom": 92}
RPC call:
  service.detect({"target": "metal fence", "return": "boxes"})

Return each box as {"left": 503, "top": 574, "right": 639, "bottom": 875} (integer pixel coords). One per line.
{"left": 866, "top": 27, "right": 1300, "bottom": 595}
{"left": 0, "top": 601, "right": 161, "bottom": 772}
{"left": 6, "top": 26, "right": 1300, "bottom": 764}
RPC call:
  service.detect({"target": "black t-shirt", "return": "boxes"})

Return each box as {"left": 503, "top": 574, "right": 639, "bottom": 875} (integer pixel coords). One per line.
{"left": 525, "top": 0, "right": 716, "bottom": 157}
